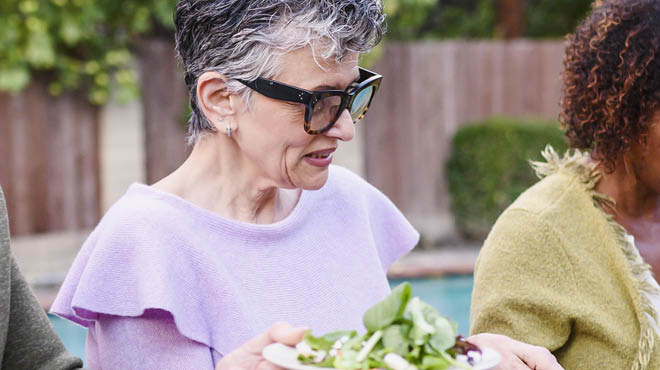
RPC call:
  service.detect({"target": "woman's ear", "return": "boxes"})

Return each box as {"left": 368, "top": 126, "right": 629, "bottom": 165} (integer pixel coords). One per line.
{"left": 196, "top": 71, "right": 234, "bottom": 131}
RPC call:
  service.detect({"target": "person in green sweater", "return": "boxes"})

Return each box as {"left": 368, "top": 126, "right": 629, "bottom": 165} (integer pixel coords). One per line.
{"left": 470, "top": 0, "right": 660, "bottom": 369}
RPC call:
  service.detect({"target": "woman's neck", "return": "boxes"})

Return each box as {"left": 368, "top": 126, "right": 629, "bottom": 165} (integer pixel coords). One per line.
{"left": 152, "top": 135, "right": 299, "bottom": 224}
{"left": 595, "top": 158, "right": 660, "bottom": 224}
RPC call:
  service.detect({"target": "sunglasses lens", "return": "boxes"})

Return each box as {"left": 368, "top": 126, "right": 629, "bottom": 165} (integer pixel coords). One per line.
{"left": 350, "top": 85, "right": 375, "bottom": 122}
{"left": 309, "top": 95, "right": 343, "bottom": 132}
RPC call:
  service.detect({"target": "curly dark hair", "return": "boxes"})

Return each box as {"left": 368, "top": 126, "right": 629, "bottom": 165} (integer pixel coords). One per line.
{"left": 560, "top": 0, "right": 660, "bottom": 171}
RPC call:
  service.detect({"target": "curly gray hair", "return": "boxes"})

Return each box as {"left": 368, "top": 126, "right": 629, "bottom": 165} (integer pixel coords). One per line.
{"left": 174, "top": 0, "right": 386, "bottom": 144}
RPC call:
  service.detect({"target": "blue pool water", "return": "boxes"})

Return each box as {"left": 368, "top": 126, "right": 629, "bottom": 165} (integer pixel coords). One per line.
{"left": 48, "top": 314, "right": 88, "bottom": 363}
{"left": 49, "top": 275, "right": 474, "bottom": 364}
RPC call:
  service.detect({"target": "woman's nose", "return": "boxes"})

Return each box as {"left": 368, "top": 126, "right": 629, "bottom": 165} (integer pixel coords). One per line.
{"left": 324, "top": 109, "right": 355, "bottom": 142}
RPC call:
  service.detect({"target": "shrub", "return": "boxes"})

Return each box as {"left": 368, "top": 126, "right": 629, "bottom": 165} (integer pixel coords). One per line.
{"left": 447, "top": 117, "right": 568, "bottom": 240}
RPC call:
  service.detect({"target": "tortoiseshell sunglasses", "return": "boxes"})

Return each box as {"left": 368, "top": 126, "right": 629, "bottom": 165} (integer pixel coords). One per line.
{"left": 237, "top": 67, "right": 382, "bottom": 135}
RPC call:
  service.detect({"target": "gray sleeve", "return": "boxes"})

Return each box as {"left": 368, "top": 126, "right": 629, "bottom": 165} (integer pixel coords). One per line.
{"left": 0, "top": 185, "right": 84, "bottom": 369}
{"left": 2, "top": 252, "right": 85, "bottom": 370}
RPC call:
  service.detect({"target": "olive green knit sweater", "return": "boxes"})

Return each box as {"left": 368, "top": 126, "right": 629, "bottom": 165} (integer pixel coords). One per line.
{"left": 470, "top": 147, "right": 659, "bottom": 370}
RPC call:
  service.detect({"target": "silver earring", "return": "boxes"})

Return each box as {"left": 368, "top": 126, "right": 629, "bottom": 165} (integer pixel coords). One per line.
{"left": 225, "top": 126, "right": 232, "bottom": 137}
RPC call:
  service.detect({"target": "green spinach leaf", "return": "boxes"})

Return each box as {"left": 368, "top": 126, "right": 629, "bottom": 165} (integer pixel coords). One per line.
{"left": 363, "top": 282, "right": 412, "bottom": 332}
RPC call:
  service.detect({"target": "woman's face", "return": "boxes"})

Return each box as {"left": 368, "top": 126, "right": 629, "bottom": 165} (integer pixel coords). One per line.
{"left": 231, "top": 46, "right": 360, "bottom": 190}
{"left": 631, "top": 110, "right": 660, "bottom": 194}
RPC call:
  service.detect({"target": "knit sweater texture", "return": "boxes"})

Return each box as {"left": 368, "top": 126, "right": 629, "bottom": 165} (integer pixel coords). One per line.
{"left": 470, "top": 147, "right": 660, "bottom": 370}
{"left": 0, "top": 186, "right": 84, "bottom": 370}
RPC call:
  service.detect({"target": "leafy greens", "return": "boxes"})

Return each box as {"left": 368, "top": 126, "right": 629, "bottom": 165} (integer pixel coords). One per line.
{"left": 297, "top": 283, "right": 481, "bottom": 370}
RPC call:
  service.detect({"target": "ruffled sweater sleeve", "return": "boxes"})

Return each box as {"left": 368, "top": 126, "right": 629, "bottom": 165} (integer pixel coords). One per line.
{"left": 50, "top": 196, "right": 229, "bottom": 350}
{"left": 329, "top": 166, "right": 419, "bottom": 271}
{"left": 85, "top": 310, "right": 218, "bottom": 370}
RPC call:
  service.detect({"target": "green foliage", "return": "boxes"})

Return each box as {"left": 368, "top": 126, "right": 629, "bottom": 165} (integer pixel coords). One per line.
{"left": 447, "top": 117, "right": 568, "bottom": 240}
{"left": 383, "top": 0, "right": 497, "bottom": 40}
{"left": 524, "top": 0, "right": 593, "bottom": 38}
{"left": 432, "top": 0, "right": 495, "bottom": 39}
{"left": 384, "top": 0, "right": 593, "bottom": 40}
{"left": 384, "top": 0, "right": 443, "bottom": 40}
{"left": 0, "top": 0, "right": 177, "bottom": 104}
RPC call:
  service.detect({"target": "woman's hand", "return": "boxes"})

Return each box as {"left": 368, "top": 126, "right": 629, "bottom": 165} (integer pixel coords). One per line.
{"left": 216, "top": 322, "right": 307, "bottom": 370}
{"left": 467, "top": 333, "right": 564, "bottom": 370}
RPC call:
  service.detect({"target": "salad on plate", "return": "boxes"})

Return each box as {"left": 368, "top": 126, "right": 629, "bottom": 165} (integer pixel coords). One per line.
{"left": 263, "top": 282, "right": 498, "bottom": 370}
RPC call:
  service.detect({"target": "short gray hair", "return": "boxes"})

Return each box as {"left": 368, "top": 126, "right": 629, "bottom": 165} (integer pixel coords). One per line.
{"left": 174, "top": 0, "right": 386, "bottom": 144}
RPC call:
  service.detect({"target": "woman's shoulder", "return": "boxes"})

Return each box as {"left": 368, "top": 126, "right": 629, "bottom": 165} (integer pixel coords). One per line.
{"left": 100, "top": 183, "right": 184, "bottom": 228}
{"left": 484, "top": 148, "right": 614, "bottom": 261}
{"left": 505, "top": 148, "right": 601, "bottom": 225}
{"left": 507, "top": 170, "right": 586, "bottom": 216}
{"left": 92, "top": 183, "right": 210, "bottom": 246}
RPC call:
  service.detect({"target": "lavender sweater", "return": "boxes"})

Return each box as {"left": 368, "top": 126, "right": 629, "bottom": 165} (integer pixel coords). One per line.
{"left": 51, "top": 166, "right": 419, "bottom": 370}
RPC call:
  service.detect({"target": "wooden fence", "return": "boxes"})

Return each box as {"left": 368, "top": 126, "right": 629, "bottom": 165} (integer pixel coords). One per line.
{"left": 365, "top": 40, "right": 565, "bottom": 241}
{"left": 0, "top": 80, "right": 100, "bottom": 236}
{"left": 136, "top": 38, "right": 190, "bottom": 184}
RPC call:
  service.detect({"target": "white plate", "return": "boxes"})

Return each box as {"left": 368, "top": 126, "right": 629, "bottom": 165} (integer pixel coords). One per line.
{"left": 263, "top": 342, "right": 501, "bottom": 370}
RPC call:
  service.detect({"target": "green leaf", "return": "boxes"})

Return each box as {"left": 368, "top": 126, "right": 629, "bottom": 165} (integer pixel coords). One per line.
{"left": 429, "top": 316, "right": 456, "bottom": 352}
{"left": 402, "top": 297, "right": 457, "bottom": 351}
{"left": 342, "top": 332, "right": 366, "bottom": 352}
{"left": 60, "top": 16, "right": 83, "bottom": 45}
{"left": 19, "top": 0, "right": 39, "bottom": 14}
{"left": 0, "top": 65, "right": 31, "bottom": 92}
{"left": 420, "top": 355, "right": 451, "bottom": 370}
{"left": 404, "top": 297, "right": 436, "bottom": 345}
{"left": 382, "top": 324, "right": 412, "bottom": 355}
{"left": 303, "top": 330, "right": 356, "bottom": 351}
{"left": 405, "top": 345, "right": 422, "bottom": 363}
{"left": 366, "top": 346, "right": 388, "bottom": 369}
{"left": 333, "top": 349, "right": 362, "bottom": 370}
{"left": 315, "top": 354, "right": 336, "bottom": 368}
{"left": 25, "top": 32, "right": 56, "bottom": 67}
{"left": 89, "top": 87, "right": 109, "bottom": 105}
{"left": 363, "top": 282, "right": 411, "bottom": 332}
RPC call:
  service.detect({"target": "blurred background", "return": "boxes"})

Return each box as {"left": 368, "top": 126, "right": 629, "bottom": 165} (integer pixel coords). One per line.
{"left": 0, "top": 0, "right": 594, "bottom": 362}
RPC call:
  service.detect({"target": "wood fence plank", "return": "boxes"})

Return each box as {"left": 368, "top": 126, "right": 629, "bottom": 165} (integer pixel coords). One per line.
{"left": 28, "top": 83, "right": 49, "bottom": 233}
{"left": 9, "top": 91, "right": 32, "bottom": 235}
{"left": 77, "top": 99, "right": 100, "bottom": 228}
{"left": 540, "top": 41, "right": 565, "bottom": 119}
{"left": 0, "top": 94, "right": 13, "bottom": 227}
{"left": 137, "top": 39, "right": 189, "bottom": 184}
{"left": 364, "top": 43, "right": 410, "bottom": 205}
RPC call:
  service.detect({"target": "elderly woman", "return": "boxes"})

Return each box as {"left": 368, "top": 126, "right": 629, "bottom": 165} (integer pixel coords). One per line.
{"left": 470, "top": 0, "right": 660, "bottom": 369}
{"left": 51, "top": 1, "right": 562, "bottom": 369}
